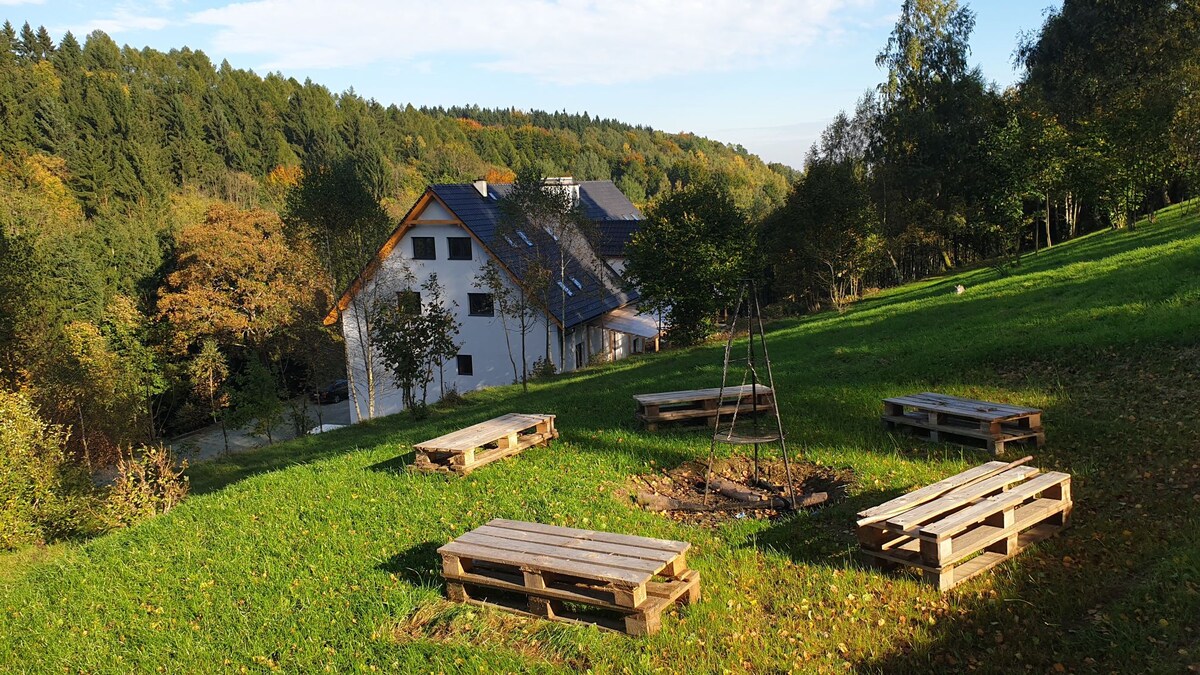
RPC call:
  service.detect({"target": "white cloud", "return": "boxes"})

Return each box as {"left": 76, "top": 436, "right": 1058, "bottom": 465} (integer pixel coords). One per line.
{"left": 76, "top": 13, "right": 170, "bottom": 34}
{"left": 189, "top": 0, "right": 882, "bottom": 85}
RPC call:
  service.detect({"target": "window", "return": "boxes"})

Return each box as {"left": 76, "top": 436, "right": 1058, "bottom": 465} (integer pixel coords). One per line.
{"left": 396, "top": 290, "right": 421, "bottom": 314}
{"left": 569, "top": 276, "right": 582, "bottom": 289}
{"left": 516, "top": 230, "right": 534, "bottom": 246}
{"left": 412, "top": 237, "right": 435, "bottom": 260}
{"left": 456, "top": 354, "right": 473, "bottom": 376}
{"left": 468, "top": 292, "right": 494, "bottom": 317}
{"left": 556, "top": 280, "right": 575, "bottom": 297}
{"left": 543, "top": 225, "right": 559, "bottom": 241}
{"left": 447, "top": 237, "right": 472, "bottom": 260}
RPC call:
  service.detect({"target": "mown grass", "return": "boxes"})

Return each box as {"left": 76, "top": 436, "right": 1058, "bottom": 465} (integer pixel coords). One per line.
{"left": 2, "top": 202, "right": 1199, "bottom": 673}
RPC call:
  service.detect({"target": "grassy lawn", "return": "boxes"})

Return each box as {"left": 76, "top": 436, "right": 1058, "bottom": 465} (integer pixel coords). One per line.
{"left": 2, "top": 202, "right": 1199, "bottom": 673}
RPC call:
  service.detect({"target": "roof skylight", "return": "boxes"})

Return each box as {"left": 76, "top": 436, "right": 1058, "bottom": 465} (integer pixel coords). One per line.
{"left": 516, "top": 230, "right": 534, "bottom": 246}
{"left": 556, "top": 280, "right": 575, "bottom": 297}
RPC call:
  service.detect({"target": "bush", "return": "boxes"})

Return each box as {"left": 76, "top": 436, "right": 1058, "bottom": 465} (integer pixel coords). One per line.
{"left": 0, "top": 391, "right": 94, "bottom": 550}
{"left": 531, "top": 356, "right": 556, "bottom": 381}
{"left": 102, "top": 445, "right": 189, "bottom": 529}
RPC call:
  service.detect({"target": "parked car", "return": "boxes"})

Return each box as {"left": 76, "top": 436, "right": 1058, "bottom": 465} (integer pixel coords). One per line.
{"left": 311, "top": 379, "right": 349, "bottom": 404}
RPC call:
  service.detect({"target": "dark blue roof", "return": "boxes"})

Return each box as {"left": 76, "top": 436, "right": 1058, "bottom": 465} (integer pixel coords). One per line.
{"left": 430, "top": 182, "right": 640, "bottom": 329}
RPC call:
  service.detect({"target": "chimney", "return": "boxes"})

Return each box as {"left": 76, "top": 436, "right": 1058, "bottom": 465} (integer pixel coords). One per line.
{"left": 473, "top": 179, "right": 488, "bottom": 198}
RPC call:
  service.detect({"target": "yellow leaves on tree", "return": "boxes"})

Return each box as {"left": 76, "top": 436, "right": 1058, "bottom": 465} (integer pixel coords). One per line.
{"left": 266, "top": 164, "right": 302, "bottom": 190}
{"left": 485, "top": 167, "right": 517, "bottom": 184}
{"left": 158, "top": 204, "right": 331, "bottom": 354}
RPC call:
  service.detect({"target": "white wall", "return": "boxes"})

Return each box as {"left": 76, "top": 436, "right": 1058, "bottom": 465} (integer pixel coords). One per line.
{"left": 341, "top": 213, "right": 561, "bottom": 423}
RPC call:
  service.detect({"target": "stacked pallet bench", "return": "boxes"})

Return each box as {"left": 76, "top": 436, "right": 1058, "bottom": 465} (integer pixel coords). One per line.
{"left": 439, "top": 519, "right": 700, "bottom": 635}
{"left": 882, "top": 392, "right": 1045, "bottom": 455}
{"left": 856, "top": 461, "right": 1072, "bottom": 591}
{"left": 412, "top": 413, "right": 558, "bottom": 476}
{"left": 634, "top": 385, "right": 775, "bottom": 431}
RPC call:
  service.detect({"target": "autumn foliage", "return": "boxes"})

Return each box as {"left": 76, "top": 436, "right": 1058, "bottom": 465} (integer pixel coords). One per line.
{"left": 157, "top": 205, "right": 331, "bottom": 355}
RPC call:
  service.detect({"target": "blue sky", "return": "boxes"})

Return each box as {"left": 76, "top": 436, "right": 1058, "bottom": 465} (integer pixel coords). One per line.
{"left": 2, "top": 0, "right": 1060, "bottom": 168}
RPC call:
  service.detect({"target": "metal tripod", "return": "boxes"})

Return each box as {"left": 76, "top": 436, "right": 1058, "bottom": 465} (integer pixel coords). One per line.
{"left": 704, "top": 279, "right": 798, "bottom": 509}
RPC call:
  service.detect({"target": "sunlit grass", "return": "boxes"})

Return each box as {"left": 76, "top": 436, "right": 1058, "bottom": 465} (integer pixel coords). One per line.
{"left": 2, "top": 202, "right": 1199, "bottom": 672}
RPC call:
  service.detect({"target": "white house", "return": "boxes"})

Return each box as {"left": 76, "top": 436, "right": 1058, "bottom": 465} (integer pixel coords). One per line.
{"left": 322, "top": 177, "right": 660, "bottom": 423}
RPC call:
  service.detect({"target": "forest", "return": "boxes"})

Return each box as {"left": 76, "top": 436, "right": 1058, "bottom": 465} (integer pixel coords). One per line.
{"left": 2, "top": 1, "right": 1199, "bottom": 544}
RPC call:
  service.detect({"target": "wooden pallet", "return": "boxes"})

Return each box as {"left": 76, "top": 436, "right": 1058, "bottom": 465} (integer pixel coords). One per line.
{"left": 412, "top": 413, "right": 558, "bottom": 475}
{"left": 882, "top": 392, "right": 1045, "bottom": 455}
{"left": 634, "top": 385, "right": 774, "bottom": 431}
{"left": 439, "top": 519, "right": 700, "bottom": 635}
{"left": 856, "top": 461, "right": 1071, "bottom": 591}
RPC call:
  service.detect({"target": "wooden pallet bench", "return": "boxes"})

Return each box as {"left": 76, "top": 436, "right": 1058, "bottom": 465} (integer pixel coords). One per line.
{"left": 856, "top": 461, "right": 1072, "bottom": 591}
{"left": 412, "top": 413, "right": 558, "bottom": 476}
{"left": 634, "top": 385, "right": 775, "bottom": 431}
{"left": 882, "top": 392, "right": 1045, "bottom": 455}
{"left": 438, "top": 518, "right": 700, "bottom": 635}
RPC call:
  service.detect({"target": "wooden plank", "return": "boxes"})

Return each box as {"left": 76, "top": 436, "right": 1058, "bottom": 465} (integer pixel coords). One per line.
{"left": 453, "top": 531, "right": 667, "bottom": 575}
{"left": 880, "top": 415, "right": 1043, "bottom": 441}
{"left": 637, "top": 401, "right": 774, "bottom": 423}
{"left": 921, "top": 473, "right": 1070, "bottom": 540}
{"left": 882, "top": 392, "right": 1040, "bottom": 422}
{"left": 471, "top": 525, "right": 680, "bottom": 563}
{"left": 937, "top": 522, "right": 1065, "bottom": 589}
{"left": 633, "top": 385, "right": 774, "bottom": 407}
{"left": 902, "top": 392, "right": 1040, "bottom": 416}
{"left": 857, "top": 462, "right": 1008, "bottom": 519}
{"left": 438, "top": 540, "right": 648, "bottom": 586}
{"left": 446, "top": 569, "right": 699, "bottom": 635}
{"left": 486, "top": 519, "right": 691, "bottom": 554}
{"left": 885, "top": 466, "right": 1040, "bottom": 532}
{"left": 939, "top": 498, "right": 1068, "bottom": 566}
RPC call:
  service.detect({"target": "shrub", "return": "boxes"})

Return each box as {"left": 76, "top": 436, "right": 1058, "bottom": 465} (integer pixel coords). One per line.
{"left": 531, "top": 356, "right": 556, "bottom": 381}
{"left": 0, "top": 391, "right": 94, "bottom": 550}
{"left": 102, "top": 445, "right": 189, "bottom": 529}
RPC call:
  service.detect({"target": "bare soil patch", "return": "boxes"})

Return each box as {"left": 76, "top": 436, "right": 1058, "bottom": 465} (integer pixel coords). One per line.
{"left": 629, "top": 457, "right": 854, "bottom": 526}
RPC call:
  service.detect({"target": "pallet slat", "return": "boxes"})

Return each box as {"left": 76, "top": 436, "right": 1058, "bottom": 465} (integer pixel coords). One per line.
{"left": 857, "top": 461, "right": 1009, "bottom": 520}
{"left": 921, "top": 472, "right": 1070, "bottom": 540}
{"left": 487, "top": 518, "right": 691, "bottom": 554}
{"left": 453, "top": 531, "right": 668, "bottom": 575}
{"left": 633, "top": 385, "right": 773, "bottom": 406}
{"left": 471, "top": 525, "right": 681, "bottom": 562}
{"left": 885, "top": 467, "right": 1041, "bottom": 532}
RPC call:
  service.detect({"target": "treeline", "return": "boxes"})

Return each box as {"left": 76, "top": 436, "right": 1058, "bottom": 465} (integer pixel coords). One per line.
{"left": 762, "top": 0, "right": 1200, "bottom": 311}
{"left": 0, "top": 19, "right": 791, "bottom": 475}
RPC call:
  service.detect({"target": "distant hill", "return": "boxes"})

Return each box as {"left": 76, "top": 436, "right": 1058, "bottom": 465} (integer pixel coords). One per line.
{"left": 0, "top": 24, "right": 792, "bottom": 222}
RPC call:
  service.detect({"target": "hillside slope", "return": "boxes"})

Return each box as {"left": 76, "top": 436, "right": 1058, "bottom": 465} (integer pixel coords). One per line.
{"left": 1, "top": 203, "right": 1198, "bottom": 672}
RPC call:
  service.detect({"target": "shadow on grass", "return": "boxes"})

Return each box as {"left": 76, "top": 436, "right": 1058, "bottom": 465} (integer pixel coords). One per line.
{"left": 379, "top": 541, "right": 445, "bottom": 590}
{"left": 366, "top": 450, "right": 416, "bottom": 475}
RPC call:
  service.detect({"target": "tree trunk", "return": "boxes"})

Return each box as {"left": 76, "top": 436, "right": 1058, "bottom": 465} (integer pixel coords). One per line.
{"left": 1044, "top": 190, "right": 1053, "bottom": 247}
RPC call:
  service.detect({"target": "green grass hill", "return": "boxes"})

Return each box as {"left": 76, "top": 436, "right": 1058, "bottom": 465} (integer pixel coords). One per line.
{"left": 2, "top": 202, "right": 1199, "bottom": 673}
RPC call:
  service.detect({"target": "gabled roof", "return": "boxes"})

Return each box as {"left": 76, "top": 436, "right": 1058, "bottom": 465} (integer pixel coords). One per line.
{"left": 575, "top": 180, "right": 643, "bottom": 257}
{"left": 324, "top": 180, "right": 642, "bottom": 330}
{"left": 430, "top": 182, "right": 638, "bottom": 329}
